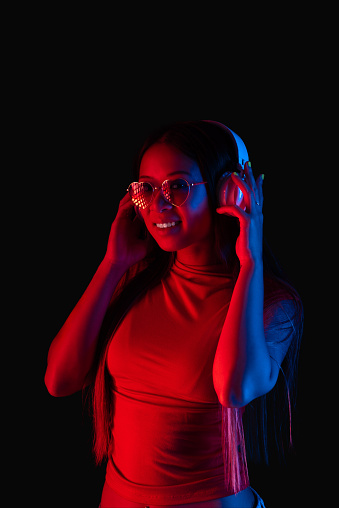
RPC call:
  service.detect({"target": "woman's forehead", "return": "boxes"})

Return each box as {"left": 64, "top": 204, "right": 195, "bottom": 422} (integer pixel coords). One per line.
{"left": 139, "top": 143, "right": 202, "bottom": 181}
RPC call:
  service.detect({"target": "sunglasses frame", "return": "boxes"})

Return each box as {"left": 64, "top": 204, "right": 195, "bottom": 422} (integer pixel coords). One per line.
{"left": 127, "top": 178, "right": 207, "bottom": 210}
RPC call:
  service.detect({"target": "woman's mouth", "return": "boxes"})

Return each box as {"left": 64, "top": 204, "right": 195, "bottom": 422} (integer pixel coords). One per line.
{"left": 154, "top": 221, "right": 181, "bottom": 229}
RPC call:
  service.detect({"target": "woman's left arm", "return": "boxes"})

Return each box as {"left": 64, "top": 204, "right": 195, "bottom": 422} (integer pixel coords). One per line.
{"left": 213, "top": 163, "right": 281, "bottom": 408}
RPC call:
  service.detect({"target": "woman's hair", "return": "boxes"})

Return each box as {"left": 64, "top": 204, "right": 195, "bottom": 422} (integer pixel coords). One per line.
{"left": 89, "top": 120, "right": 303, "bottom": 491}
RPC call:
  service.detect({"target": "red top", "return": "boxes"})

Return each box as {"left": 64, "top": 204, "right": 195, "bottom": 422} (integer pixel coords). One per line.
{"left": 106, "top": 259, "right": 250, "bottom": 504}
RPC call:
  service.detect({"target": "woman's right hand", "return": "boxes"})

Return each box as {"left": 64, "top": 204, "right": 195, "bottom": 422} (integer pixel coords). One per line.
{"left": 105, "top": 192, "right": 155, "bottom": 271}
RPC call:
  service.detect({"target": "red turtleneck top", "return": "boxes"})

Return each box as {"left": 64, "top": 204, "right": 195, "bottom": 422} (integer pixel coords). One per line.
{"left": 105, "top": 259, "right": 250, "bottom": 504}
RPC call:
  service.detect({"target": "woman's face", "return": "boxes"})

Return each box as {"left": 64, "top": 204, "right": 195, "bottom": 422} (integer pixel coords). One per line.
{"left": 138, "top": 143, "right": 216, "bottom": 262}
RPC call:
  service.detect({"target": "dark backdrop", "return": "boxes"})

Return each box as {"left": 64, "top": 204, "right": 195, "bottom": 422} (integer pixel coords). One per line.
{"left": 33, "top": 116, "right": 317, "bottom": 507}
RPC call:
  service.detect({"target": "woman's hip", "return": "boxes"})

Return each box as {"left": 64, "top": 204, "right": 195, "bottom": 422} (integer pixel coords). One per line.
{"left": 99, "top": 482, "right": 266, "bottom": 508}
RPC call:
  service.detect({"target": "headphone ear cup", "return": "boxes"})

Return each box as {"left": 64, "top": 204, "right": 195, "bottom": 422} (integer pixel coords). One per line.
{"left": 216, "top": 172, "right": 232, "bottom": 207}
{"left": 216, "top": 172, "right": 247, "bottom": 210}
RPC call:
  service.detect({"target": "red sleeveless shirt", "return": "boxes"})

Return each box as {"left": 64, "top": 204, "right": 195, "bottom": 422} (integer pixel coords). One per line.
{"left": 105, "top": 259, "right": 249, "bottom": 504}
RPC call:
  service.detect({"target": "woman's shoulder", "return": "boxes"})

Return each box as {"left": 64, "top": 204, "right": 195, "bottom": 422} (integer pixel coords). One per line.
{"left": 264, "top": 275, "right": 303, "bottom": 335}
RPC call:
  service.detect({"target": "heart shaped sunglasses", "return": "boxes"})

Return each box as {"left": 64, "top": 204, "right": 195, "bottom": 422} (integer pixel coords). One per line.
{"left": 127, "top": 178, "right": 207, "bottom": 210}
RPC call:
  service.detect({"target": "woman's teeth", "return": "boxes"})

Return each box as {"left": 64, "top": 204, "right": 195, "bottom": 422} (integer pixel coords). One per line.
{"left": 155, "top": 222, "right": 180, "bottom": 229}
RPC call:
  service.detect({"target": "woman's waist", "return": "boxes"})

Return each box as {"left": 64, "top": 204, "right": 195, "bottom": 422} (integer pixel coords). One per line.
{"left": 111, "top": 389, "right": 224, "bottom": 486}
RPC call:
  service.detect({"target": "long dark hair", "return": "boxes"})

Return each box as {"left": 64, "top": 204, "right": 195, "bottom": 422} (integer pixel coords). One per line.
{"left": 90, "top": 120, "right": 303, "bottom": 490}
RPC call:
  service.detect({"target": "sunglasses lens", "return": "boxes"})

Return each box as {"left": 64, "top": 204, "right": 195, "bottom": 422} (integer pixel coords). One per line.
{"left": 129, "top": 182, "right": 153, "bottom": 210}
{"left": 128, "top": 179, "right": 190, "bottom": 209}
{"left": 163, "top": 179, "right": 189, "bottom": 206}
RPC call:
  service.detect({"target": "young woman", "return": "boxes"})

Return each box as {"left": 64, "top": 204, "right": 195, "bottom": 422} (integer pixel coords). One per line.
{"left": 45, "top": 121, "right": 303, "bottom": 507}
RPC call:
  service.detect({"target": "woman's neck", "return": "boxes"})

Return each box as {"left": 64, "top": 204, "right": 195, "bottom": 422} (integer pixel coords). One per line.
{"left": 176, "top": 243, "right": 222, "bottom": 267}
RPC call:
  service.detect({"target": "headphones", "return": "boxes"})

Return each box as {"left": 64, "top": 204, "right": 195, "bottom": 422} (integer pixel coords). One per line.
{"left": 134, "top": 121, "right": 250, "bottom": 217}
{"left": 203, "top": 121, "right": 249, "bottom": 211}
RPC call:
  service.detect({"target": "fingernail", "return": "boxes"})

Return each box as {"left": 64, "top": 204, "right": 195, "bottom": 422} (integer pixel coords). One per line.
{"left": 261, "top": 174, "right": 265, "bottom": 181}
{"left": 248, "top": 161, "right": 252, "bottom": 168}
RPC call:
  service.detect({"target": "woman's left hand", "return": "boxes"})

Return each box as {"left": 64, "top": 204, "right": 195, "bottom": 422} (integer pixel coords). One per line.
{"left": 216, "top": 162, "right": 264, "bottom": 266}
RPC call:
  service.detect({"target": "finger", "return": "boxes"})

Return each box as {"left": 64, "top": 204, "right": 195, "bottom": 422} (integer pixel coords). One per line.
{"left": 256, "top": 174, "right": 264, "bottom": 207}
{"left": 117, "top": 196, "right": 135, "bottom": 219}
{"left": 216, "top": 205, "right": 248, "bottom": 223}
{"left": 245, "top": 162, "right": 261, "bottom": 208}
{"left": 119, "top": 191, "right": 133, "bottom": 207}
{"left": 244, "top": 161, "right": 257, "bottom": 190}
{"left": 119, "top": 192, "right": 134, "bottom": 210}
{"left": 246, "top": 161, "right": 265, "bottom": 205}
{"left": 230, "top": 173, "right": 252, "bottom": 210}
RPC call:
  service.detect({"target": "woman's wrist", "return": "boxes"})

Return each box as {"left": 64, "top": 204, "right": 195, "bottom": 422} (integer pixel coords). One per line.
{"left": 101, "top": 254, "right": 128, "bottom": 282}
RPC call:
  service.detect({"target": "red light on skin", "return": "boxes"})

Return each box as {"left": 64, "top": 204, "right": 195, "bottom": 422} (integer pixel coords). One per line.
{"left": 138, "top": 143, "right": 216, "bottom": 265}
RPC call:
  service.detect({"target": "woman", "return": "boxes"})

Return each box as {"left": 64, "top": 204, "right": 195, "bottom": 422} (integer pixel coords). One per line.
{"left": 45, "top": 121, "right": 303, "bottom": 507}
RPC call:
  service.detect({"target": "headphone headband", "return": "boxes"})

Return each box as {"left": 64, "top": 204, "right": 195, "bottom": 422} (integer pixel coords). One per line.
{"left": 203, "top": 120, "right": 249, "bottom": 169}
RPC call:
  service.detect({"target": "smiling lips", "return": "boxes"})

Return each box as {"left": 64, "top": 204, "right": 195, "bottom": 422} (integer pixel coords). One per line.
{"left": 154, "top": 221, "right": 181, "bottom": 229}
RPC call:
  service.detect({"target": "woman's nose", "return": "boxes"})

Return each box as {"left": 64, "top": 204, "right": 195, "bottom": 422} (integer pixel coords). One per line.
{"left": 149, "top": 188, "right": 173, "bottom": 213}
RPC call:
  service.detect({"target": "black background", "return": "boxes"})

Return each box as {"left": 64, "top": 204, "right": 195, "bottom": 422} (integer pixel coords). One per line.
{"left": 7, "top": 8, "right": 330, "bottom": 505}
{"left": 29, "top": 114, "right": 319, "bottom": 508}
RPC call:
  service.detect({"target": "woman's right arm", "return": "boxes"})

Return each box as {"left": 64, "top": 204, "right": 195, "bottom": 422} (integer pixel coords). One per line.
{"left": 44, "top": 258, "right": 125, "bottom": 397}
{"left": 45, "top": 193, "right": 153, "bottom": 397}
